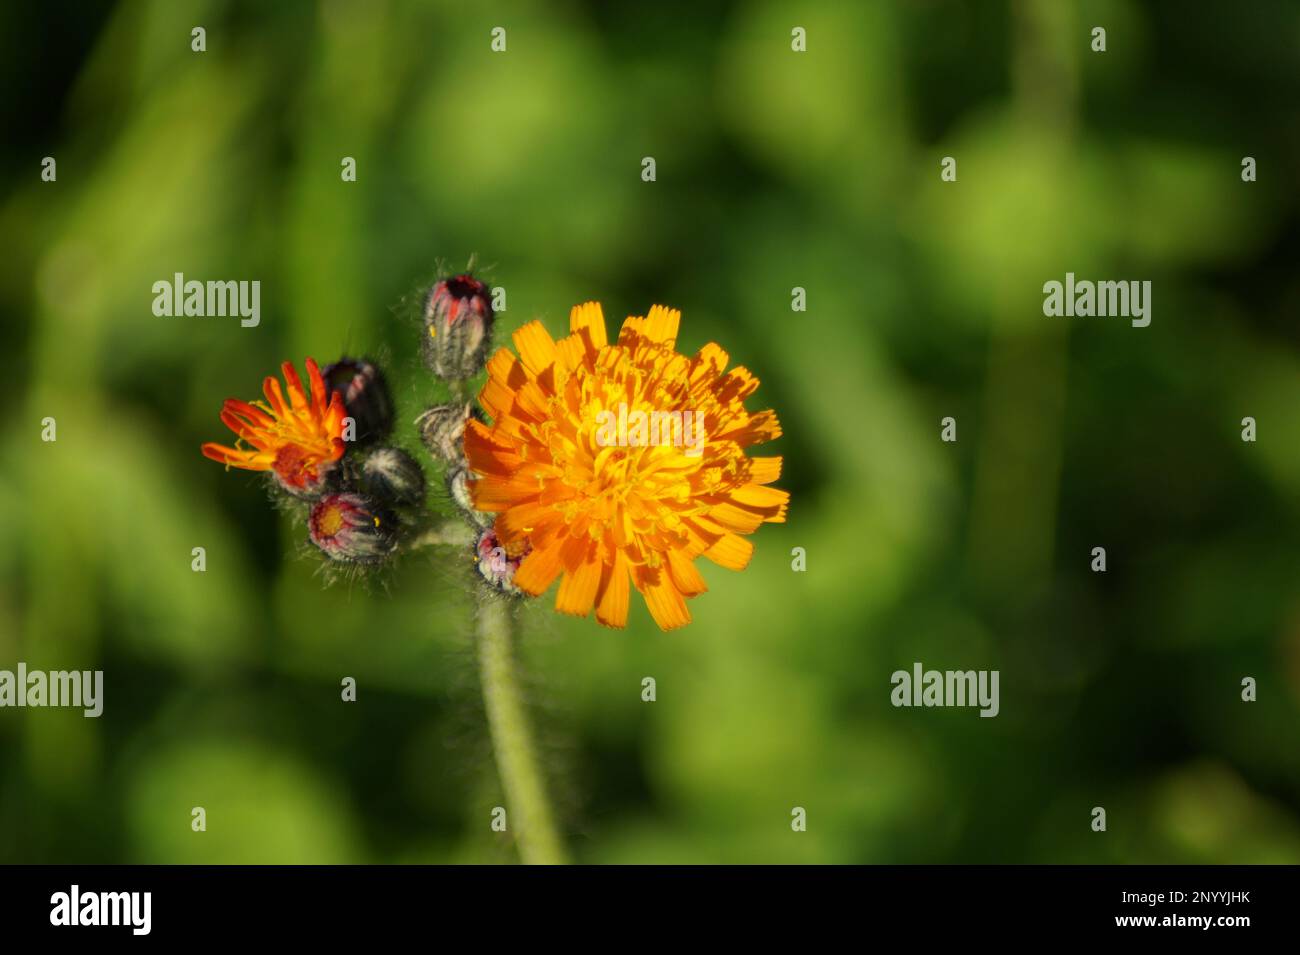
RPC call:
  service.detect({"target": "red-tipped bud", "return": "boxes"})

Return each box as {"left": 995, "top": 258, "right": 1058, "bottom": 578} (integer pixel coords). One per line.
{"left": 423, "top": 274, "right": 493, "bottom": 380}
{"left": 309, "top": 493, "right": 398, "bottom": 564}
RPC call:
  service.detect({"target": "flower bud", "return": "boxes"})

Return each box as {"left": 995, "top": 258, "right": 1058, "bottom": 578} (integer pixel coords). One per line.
{"left": 423, "top": 273, "right": 493, "bottom": 380}
{"left": 361, "top": 447, "right": 426, "bottom": 508}
{"left": 309, "top": 492, "right": 398, "bottom": 564}
{"left": 322, "top": 358, "right": 394, "bottom": 447}
{"left": 475, "top": 528, "right": 528, "bottom": 595}
{"left": 416, "top": 402, "right": 478, "bottom": 466}
{"left": 446, "top": 466, "right": 491, "bottom": 528}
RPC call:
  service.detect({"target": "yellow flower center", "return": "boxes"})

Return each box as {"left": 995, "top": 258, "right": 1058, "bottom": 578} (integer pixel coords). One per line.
{"left": 316, "top": 502, "right": 346, "bottom": 537}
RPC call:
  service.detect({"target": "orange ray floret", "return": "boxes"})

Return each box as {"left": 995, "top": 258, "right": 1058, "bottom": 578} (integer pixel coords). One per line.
{"left": 465, "top": 303, "right": 788, "bottom": 631}
{"left": 202, "top": 357, "right": 348, "bottom": 494}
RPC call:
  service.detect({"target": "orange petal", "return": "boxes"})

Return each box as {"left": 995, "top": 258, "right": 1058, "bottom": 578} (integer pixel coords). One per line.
{"left": 705, "top": 500, "right": 768, "bottom": 534}
{"left": 201, "top": 442, "right": 269, "bottom": 470}
{"left": 479, "top": 348, "right": 521, "bottom": 420}
{"left": 667, "top": 549, "right": 707, "bottom": 597}
{"left": 748, "top": 456, "right": 783, "bottom": 485}
{"left": 513, "top": 321, "right": 558, "bottom": 377}
{"left": 714, "top": 366, "right": 760, "bottom": 404}
{"left": 464, "top": 419, "right": 524, "bottom": 475}
{"left": 595, "top": 553, "right": 630, "bottom": 628}
{"left": 469, "top": 473, "right": 543, "bottom": 512}
{"left": 496, "top": 501, "right": 557, "bottom": 542}
{"left": 223, "top": 399, "right": 275, "bottom": 429}
{"left": 690, "top": 343, "right": 730, "bottom": 386}
{"left": 281, "top": 360, "right": 308, "bottom": 412}
{"left": 729, "top": 484, "right": 790, "bottom": 522}
{"left": 634, "top": 565, "right": 691, "bottom": 631}
{"left": 305, "top": 357, "right": 327, "bottom": 415}
{"left": 719, "top": 409, "right": 782, "bottom": 446}
{"left": 201, "top": 442, "right": 238, "bottom": 463}
{"left": 263, "top": 375, "right": 291, "bottom": 418}
{"left": 702, "top": 532, "right": 753, "bottom": 571}
{"left": 616, "top": 314, "right": 647, "bottom": 347}
{"left": 569, "top": 301, "right": 607, "bottom": 349}
{"left": 642, "top": 304, "right": 680, "bottom": 346}
{"left": 219, "top": 409, "right": 270, "bottom": 450}
{"left": 555, "top": 333, "right": 587, "bottom": 375}
{"left": 555, "top": 551, "right": 601, "bottom": 617}
{"left": 324, "top": 390, "right": 347, "bottom": 430}
{"left": 513, "top": 380, "right": 552, "bottom": 420}
{"left": 513, "top": 540, "right": 565, "bottom": 596}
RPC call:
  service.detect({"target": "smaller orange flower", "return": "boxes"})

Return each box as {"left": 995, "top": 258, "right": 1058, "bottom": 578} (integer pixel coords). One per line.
{"left": 202, "top": 357, "right": 348, "bottom": 494}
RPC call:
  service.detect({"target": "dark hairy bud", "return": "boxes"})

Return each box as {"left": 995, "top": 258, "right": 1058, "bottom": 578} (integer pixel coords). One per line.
{"left": 361, "top": 447, "right": 426, "bottom": 508}
{"left": 322, "top": 357, "right": 394, "bottom": 447}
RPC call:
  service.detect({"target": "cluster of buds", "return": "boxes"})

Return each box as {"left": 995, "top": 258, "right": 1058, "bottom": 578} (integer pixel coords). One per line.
{"left": 414, "top": 271, "right": 525, "bottom": 594}
{"left": 207, "top": 265, "right": 787, "bottom": 634}
{"left": 202, "top": 354, "right": 424, "bottom": 568}
{"left": 417, "top": 401, "right": 486, "bottom": 527}
{"left": 306, "top": 358, "right": 425, "bottom": 567}
{"left": 203, "top": 267, "right": 516, "bottom": 589}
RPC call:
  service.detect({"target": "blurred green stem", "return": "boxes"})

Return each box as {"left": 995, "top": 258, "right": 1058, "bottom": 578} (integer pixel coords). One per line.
{"left": 476, "top": 597, "right": 567, "bottom": 864}
{"left": 409, "top": 520, "right": 474, "bottom": 550}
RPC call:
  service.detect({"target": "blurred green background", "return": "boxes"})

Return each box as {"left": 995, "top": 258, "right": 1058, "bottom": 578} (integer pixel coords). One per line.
{"left": 2, "top": 0, "right": 1299, "bottom": 864}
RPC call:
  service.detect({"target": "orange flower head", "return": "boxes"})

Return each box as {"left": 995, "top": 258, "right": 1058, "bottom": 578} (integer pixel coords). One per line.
{"left": 202, "top": 357, "right": 348, "bottom": 495}
{"left": 465, "top": 303, "right": 788, "bottom": 631}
